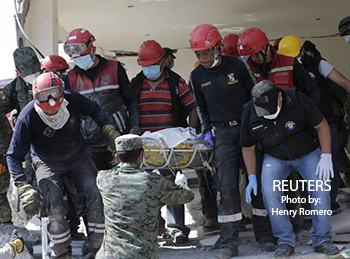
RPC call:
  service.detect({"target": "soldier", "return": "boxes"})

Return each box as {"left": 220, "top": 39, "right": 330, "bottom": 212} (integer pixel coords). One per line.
{"left": 96, "top": 134, "right": 195, "bottom": 258}
{"left": 0, "top": 46, "right": 42, "bottom": 224}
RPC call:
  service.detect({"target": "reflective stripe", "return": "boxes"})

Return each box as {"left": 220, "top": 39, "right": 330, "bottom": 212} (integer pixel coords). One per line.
{"left": 79, "top": 84, "right": 119, "bottom": 95}
{"left": 218, "top": 212, "right": 242, "bottom": 223}
{"left": 48, "top": 229, "right": 71, "bottom": 244}
{"left": 88, "top": 222, "right": 105, "bottom": 233}
{"left": 269, "top": 66, "right": 293, "bottom": 73}
{"left": 254, "top": 73, "right": 261, "bottom": 78}
{"left": 117, "top": 111, "right": 126, "bottom": 131}
{"left": 252, "top": 208, "right": 268, "bottom": 217}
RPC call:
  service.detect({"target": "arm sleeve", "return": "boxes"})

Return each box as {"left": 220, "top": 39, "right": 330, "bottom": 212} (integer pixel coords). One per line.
{"left": 189, "top": 73, "right": 211, "bottom": 133}
{"left": 178, "top": 77, "right": 197, "bottom": 112}
{"left": 6, "top": 117, "right": 31, "bottom": 181}
{"left": 240, "top": 104, "right": 256, "bottom": 147}
{"left": 296, "top": 90, "right": 324, "bottom": 127}
{"left": 292, "top": 59, "right": 320, "bottom": 106}
{"left": 71, "top": 90, "right": 110, "bottom": 127}
{"left": 149, "top": 173, "right": 194, "bottom": 206}
{"left": 318, "top": 60, "right": 334, "bottom": 79}
{"left": 117, "top": 62, "right": 139, "bottom": 129}
{"left": 0, "top": 82, "right": 17, "bottom": 118}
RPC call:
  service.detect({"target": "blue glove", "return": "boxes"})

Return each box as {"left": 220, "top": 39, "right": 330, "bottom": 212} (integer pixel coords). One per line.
{"left": 203, "top": 131, "right": 214, "bottom": 147}
{"left": 245, "top": 175, "right": 258, "bottom": 204}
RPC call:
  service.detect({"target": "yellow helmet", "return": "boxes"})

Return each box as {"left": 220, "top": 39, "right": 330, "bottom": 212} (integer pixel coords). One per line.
{"left": 278, "top": 35, "right": 302, "bottom": 57}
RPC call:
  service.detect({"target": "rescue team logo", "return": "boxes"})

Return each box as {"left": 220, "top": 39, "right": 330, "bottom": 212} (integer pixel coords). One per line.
{"left": 0, "top": 90, "right": 6, "bottom": 101}
{"left": 227, "top": 73, "right": 238, "bottom": 85}
{"left": 44, "top": 127, "right": 56, "bottom": 137}
{"left": 285, "top": 121, "right": 296, "bottom": 130}
{"left": 201, "top": 81, "right": 211, "bottom": 88}
{"left": 100, "top": 75, "right": 110, "bottom": 86}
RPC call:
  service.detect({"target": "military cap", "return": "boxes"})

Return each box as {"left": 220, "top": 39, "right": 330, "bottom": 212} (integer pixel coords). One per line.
{"left": 13, "top": 46, "right": 41, "bottom": 76}
{"left": 339, "top": 16, "right": 350, "bottom": 36}
{"left": 252, "top": 80, "right": 279, "bottom": 117}
{"left": 115, "top": 134, "right": 143, "bottom": 152}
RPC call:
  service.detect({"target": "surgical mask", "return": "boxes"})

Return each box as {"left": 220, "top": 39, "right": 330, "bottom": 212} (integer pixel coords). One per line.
{"left": 344, "top": 35, "right": 350, "bottom": 44}
{"left": 142, "top": 65, "right": 162, "bottom": 80}
{"left": 73, "top": 54, "right": 94, "bottom": 70}
{"left": 263, "top": 105, "right": 281, "bottom": 120}
{"left": 23, "top": 72, "right": 40, "bottom": 85}
{"left": 210, "top": 48, "right": 220, "bottom": 68}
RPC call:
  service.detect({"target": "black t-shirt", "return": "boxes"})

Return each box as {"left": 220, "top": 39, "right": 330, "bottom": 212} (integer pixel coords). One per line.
{"left": 189, "top": 56, "right": 254, "bottom": 132}
{"left": 240, "top": 88, "right": 324, "bottom": 160}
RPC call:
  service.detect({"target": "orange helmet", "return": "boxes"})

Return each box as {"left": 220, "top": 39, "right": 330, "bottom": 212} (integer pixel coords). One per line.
{"left": 190, "top": 24, "right": 222, "bottom": 51}
{"left": 222, "top": 34, "right": 240, "bottom": 56}
{"left": 33, "top": 72, "right": 64, "bottom": 110}
{"left": 41, "top": 55, "right": 69, "bottom": 71}
{"left": 137, "top": 40, "right": 165, "bottom": 66}
{"left": 64, "top": 28, "right": 95, "bottom": 58}
{"left": 237, "top": 28, "right": 269, "bottom": 56}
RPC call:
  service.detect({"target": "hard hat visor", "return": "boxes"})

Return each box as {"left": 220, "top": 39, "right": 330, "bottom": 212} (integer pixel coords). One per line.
{"left": 34, "top": 86, "right": 63, "bottom": 103}
{"left": 64, "top": 35, "right": 94, "bottom": 57}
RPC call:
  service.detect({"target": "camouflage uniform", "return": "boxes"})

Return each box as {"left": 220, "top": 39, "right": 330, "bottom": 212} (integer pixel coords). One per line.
{"left": 0, "top": 47, "right": 41, "bottom": 223}
{"left": 96, "top": 134, "right": 195, "bottom": 259}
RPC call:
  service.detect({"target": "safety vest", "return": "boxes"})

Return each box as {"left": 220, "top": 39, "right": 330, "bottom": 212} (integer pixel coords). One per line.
{"left": 68, "top": 60, "right": 119, "bottom": 94}
{"left": 247, "top": 47, "right": 295, "bottom": 89}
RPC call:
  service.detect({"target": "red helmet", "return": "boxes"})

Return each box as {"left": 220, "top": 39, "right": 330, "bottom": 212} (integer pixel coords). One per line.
{"left": 190, "top": 24, "right": 222, "bottom": 51}
{"left": 41, "top": 55, "right": 69, "bottom": 71}
{"left": 222, "top": 34, "right": 240, "bottom": 56}
{"left": 64, "top": 28, "right": 95, "bottom": 58}
{"left": 237, "top": 28, "right": 269, "bottom": 56}
{"left": 33, "top": 72, "right": 64, "bottom": 111}
{"left": 137, "top": 40, "right": 165, "bottom": 66}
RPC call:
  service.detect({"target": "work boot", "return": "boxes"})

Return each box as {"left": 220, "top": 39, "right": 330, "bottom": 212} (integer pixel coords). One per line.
{"left": 213, "top": 237, "right": 238, "bottom": 257}
{"left": 314, "top": 241, "right": 339, "bottom": 255}
{"left": 173, "top": 232, "right": 189, "bottom": 244}
{"left": 202, "top": 218, "right": 220, "bottom": 234}
{"left": 259, "top": 242, "right": 277, "bottom": 252}
{"left": 274, "top": 244, "right": 294, "bottom": 258}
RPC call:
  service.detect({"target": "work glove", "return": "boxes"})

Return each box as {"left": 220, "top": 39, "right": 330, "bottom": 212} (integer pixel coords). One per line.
{"left": 102, "top": 124, "right": 121, "bottom": 153}
{"left": 13, "top": 181, "right": 41, "bottom": 220}
{"left": 245, "top": 175, "right": 258, "bottom": 204}
{"left": 175, "top": 172, "right": 188, "bottom": 186}
{"left": 315, "top": 153, "right": 334, "bottom": 181}
{"left": 203, "top": 131, "right": 214, "bottom": 148}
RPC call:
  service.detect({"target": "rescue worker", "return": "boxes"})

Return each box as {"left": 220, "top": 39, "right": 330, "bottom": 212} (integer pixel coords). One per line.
{"left": 41, "top": 54, "right": 87, "bottom": 240}
{"left": 6, "top": 72, "right": 119, "bottom": 258}
{"left": 162, "top": 47, "right": 176, "bottom": 69}
{"left": 63, "top": 28, "right": 139, "bottom": 170}
{"left": 96, "top": 134, "right": 194, "bottom": 258}
{"left": 163, "top": 46, "right": 220, "bottom": 234}
{"left": 338, "top": 16, "right": 350, "bottom": 43}
{"left": 222, "top": 33, "right": 240, "bottom": 57}
{"left": 0, "top": 46, "right": 42, "bottom": 224}
{"left": 242, "top": 80, "right": 339, "bottom": 257}
{"left": 131, "top": 40, "right": 198, "bottom": 243}
{"left": 189, "top": 24, "right": 272, "bottom": 257}
{"left": 279, "top": 36, "right": 350, "bottom": 212}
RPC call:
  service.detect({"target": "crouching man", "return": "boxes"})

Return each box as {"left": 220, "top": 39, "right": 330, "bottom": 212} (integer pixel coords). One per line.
{"left": 241, "top": 80, "right": 339, "bottom": 257}
{"left": 96, "top": 134, "right": 195, "bottom": 258}
{"left": 7, "top": 72, "right": 120, "bottom": 258}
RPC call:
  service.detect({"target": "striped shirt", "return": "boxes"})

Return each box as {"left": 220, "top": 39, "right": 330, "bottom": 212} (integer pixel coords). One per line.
{"left": 139, "top": 77, "right": 196, "bottom": 133}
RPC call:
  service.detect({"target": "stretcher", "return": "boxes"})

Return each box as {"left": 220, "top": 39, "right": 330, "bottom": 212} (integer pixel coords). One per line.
{"left": 141, "top": 138, "right": 213, "bottom": 170}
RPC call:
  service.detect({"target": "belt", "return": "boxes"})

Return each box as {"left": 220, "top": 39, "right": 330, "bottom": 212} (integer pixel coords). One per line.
{"left": 213, "top": 120, "right": 239, "bottom": 128}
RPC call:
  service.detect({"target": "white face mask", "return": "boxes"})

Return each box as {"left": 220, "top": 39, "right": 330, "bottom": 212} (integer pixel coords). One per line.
{"left": 344, "top": 35, "right": 350, "bottom": 44}
{"left": 210, "top": 47, "right": 220, "bottom": 69}
{"left": 73, "top": 54, "right": 95, "bottom": 70}
{"left": 34, "top": 99, "right": 70, "bottom": 130}
{"left": 263, "top": 105, "right": 281, "bottom": 120}
{"left": 23, "top": 72, "right": 40, "bottom": 85}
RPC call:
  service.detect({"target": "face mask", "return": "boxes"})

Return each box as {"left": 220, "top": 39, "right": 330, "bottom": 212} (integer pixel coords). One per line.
{"left": 263, "top": 105, "right": 281, "bottom": 120}
{"left": 142, "top": 65, "right": 162, "bottom": 80}
{"left": 23, "top": 72, "right": 40, "bottom": 85}
{"left": 344, "top": 35, "right": 350, "bottom": 44}
{"left": 210, "top": 47, "right": 219, "bottom": 68}
{"left": 73, "top": 54, "right": 94, "bottom": 70}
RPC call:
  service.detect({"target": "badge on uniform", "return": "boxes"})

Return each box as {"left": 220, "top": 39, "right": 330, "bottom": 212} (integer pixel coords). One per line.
{"left": 285, "top": 121, "right": 296, "bottom": 130}
{"left": 227, "top": 73, "right": 238, "bottom": 85}
{"left": 0, "top": 90, "right": 6, "bottom": 101}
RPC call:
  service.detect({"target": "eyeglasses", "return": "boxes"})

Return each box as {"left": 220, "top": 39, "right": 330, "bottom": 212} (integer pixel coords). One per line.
{"left": 63, "top": 36, "right": 95, "bottom": 57}
{"left": 34, "top": 86, "right": 63, "bottom": 103}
